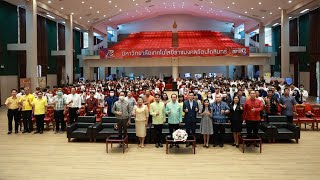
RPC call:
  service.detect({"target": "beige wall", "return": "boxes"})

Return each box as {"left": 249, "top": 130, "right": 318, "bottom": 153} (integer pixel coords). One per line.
{"left": 47, "top": 74, "right": 57, "bottom": 88}
{"left": 300, "top": 72, "right": 310, "bottom": 93}
{"left": 0, "top": 76, "right": 18, "bottom": 105}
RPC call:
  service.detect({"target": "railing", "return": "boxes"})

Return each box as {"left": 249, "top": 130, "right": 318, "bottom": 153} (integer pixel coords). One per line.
{"left": 81, "top": 49, "right": 100, "bottom": 56}
{"left": 250, "top": 46, "right": 273, "bottom": 53}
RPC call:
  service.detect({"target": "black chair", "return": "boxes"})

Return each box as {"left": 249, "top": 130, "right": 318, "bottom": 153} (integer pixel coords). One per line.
{"left": 67, "top": 116, "right": 97, "bottom": 142}
{"left": 268, "top": 116, "right": 300, "bottom": 143}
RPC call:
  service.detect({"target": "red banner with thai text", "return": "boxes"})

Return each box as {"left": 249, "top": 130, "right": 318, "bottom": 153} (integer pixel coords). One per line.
{"left": 100, "top": 47, "right": 249, "bottom": 59}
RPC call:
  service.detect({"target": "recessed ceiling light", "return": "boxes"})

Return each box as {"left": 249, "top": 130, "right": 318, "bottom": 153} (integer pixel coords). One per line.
{"left": 48, "top": 1, "right": 51, "bottom": 3}
{"left": 289, "top": 1, "right": 292, "bottom": 3}
{"left": 60, "top": 7, "right": 64, "bottom": 10}
{"left": 90, "top": 7, "right": 92, "bottom": 9}
{"left": 75, "top": 27, "right": 80, "bottom": 30}
{"left": 97, "top": 11, "right": 99, "bottom": 13}
{"left": 87, "top": 20, "right": 90, "bottom": 23}
{"left": 227, "top": 6, "right": 230, "bottom": 8}
{"left": 104, "top": 15, "right": 106, "bottom": 17}
{"left": 245, "top": 11, "right": 247, "bottom": 13}
{"left": 262, "top": 16, "right": 265, "bottom": 18}
{"left": 119, "top": 9, "right": 122, "bottom": 11}
{"left": 251, "top": 8, "right": 254, "bottom": 10}
{"left": 289, "top": 16, "right": 292, "bottom": 19}
{"left": 115, "top": 5, "right": 117, "bottom": 7}
{"left": 80, "top": 17, "right": 82, "bottom": 19}
{"left": 210, "top": 1, "right": 213, "bottom": 3}
{"left": 259, "top": 2, "right": 262, "bottom": 5}
{"left": 136, "top": 3, "right": 138, "bottom": 5}
{"left": 239, "top": 15, "right": 241, "bottom": 17}
{"left": 82, "top": 1, "right": 84, "bottom": 3}
{"left": 270, "top": 12, "right": 273, "bottom": 14}
{"left": 109, "top": 18, "right": 111, "bottom": 21}
{"left": 278, "top": 7, "right": 281, "bottom": 10}
{"left": 109, "top": 0, "right": 111, "bottom": 3}
{"left": 71, "top": 12, "right": 74, "bottom": 15}
{"left": 300, "top": 9, "right": 309, "bottom": 13}
{"left": 232, "top": 2, "right": 235, "bottom": 5}
{"left": 273, "top": 23, "right": 279, "bottom": 26}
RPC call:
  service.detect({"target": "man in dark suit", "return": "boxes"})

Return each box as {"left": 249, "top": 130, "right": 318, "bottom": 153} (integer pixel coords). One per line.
{"left": 183, "top": 92, "right": 199, "bottom": 147}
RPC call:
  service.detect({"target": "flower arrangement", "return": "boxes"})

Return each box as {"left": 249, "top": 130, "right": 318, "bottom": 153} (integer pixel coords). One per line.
{"left": 172, "top": 129, "right": 188, "bottom": 142}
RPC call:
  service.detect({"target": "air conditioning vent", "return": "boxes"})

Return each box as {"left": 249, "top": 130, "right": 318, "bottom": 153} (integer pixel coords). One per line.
{"left": 260, "top": 9, "right": 267, "bottom": 13}
{"left": 252, "top": 14, "right": 259, "bottom": 17}
{"left": 85, "top": 13, "right": 92, "bottom": 17}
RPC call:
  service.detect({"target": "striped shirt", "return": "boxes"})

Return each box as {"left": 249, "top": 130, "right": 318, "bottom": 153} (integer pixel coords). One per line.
{"left": 52, "top": 95, "right": 67, "bottom": 111}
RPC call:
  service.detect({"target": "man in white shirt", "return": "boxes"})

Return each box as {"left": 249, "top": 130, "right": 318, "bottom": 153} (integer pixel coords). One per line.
{"left": 124, "top": 91, "right": 136, "bottom": 109}
{"left": 299, "top": 84, "right": 309, "bottom": 103}
{"left": 67, "top": 87, "right": 82, "bottom": 124}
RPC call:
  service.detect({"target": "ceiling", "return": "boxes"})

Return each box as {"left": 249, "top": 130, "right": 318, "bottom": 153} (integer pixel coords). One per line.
{"left": 7, "top": 0, "right": 319, "bottom": 34}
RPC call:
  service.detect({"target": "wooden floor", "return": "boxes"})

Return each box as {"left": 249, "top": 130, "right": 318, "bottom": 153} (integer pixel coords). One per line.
{"left": 1, "top": 107, "right": 320, "bottom": 180}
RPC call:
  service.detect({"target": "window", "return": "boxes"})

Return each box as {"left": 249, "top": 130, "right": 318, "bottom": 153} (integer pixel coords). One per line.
{"left": 83, "top": 32, "right": 89, "bottom": 48}
{"left": 265, "top": 28, "right": 272, "bottom": 46}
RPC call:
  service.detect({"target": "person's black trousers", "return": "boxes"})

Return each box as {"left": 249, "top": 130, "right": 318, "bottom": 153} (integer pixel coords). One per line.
{"left": 246, "top": 120, "right": 260, "bottom": 139}
{"left": 54, "top": 110, "right": 65, "bottom": 131}
{"left": 22, "top": 110, "right": 33, "bottom": 132}
{"left": 185, "top": 119, "right": 196, "bottom": 137}
{"left": 7, "top": 109, "right": 19, "bottom": 132}
{"left": 286, "top": 116, "right": 293, "bottom": 124}
{"left": 117, "top": 119, "right": 128, "bottom": 139}
{"left": 69, "top": 107, "right": 79, "bottom": 125}
{"left": 214, "top": 123, "right": 225, "bottom": 145}
{"left": 153, "top": 124, "right": 163, "bottom": 144}
{"left": 169, "top": 124, "right": 180, "bottom": 137}
{"left": 35, "top": 114, "right": 45, "bottom": 132}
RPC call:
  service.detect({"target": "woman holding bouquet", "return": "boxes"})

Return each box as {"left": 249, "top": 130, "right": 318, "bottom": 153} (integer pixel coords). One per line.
{"left": 200, "top": 99, "right": 213, "bottom": 148}
{"left": 132, "top": 97, "right": 149, "bottom": 148}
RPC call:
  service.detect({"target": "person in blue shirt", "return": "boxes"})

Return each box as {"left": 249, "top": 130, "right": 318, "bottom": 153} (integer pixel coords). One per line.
{"left": 211, "top": 94, "right": 230, "bottom": 147}
{"left": 105, "top": 90, "right": 118, "bottom": 117}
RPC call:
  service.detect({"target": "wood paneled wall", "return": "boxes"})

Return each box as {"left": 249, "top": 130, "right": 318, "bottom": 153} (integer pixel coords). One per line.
{"left": 37, "top": 15, "right": 48, "bottom": 77}
{"left": 309, "top": 8, "right": 320, "bottom": 96}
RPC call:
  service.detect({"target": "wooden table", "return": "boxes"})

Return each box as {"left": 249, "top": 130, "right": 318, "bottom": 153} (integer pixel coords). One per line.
{"left": 106, "top": 135, "right": 128, "bottom": 153}
{"left": 239, "top": 135, "right": 262, "bottom": 153}
{"left": 165, "top": 135, "right": 196, "bottom": 154}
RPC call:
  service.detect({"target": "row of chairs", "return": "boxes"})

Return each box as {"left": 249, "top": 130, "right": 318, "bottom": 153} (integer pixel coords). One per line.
{"left": 293, "top": 104, "right": 320, "bottom": 131}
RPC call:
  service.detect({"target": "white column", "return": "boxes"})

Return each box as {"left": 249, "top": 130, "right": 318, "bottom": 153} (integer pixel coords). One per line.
{"left": 99, "top": 67, "right": 105, "bottom": 80}
{"left": 247, "top": 65, "right": 254, "bottom": 79}
{"left": 244, "top": 33, "right": 250, "bottom": 46}
{"left": 88, "top": 28, "right": 94, "bottom": 53}
{"left": 281, "top": 9, "right": 290, "bottom": 78}
{"left": 26, "top": 0, "right": 38, "bottom": 90}
{"left": 102, "top": 36, "right": 108, "bottom": 48}
{"left": 65, "top": 14, "right": 73, "bottom": 84}
{"left": 172, "top": 66, "right": 178, "bottom": 82}
{"left": 259, "top": 23, "right": 265, "bottom": 52}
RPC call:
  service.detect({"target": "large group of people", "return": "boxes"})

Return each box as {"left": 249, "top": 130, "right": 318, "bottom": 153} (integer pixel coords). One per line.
{"left": 5, "top": 77, "right": 310, "bottom": 148}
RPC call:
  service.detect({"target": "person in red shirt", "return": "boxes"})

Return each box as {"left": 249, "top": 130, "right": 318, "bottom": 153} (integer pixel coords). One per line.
{"left": 243, "top": 90, "right": 264, "bottom": 146}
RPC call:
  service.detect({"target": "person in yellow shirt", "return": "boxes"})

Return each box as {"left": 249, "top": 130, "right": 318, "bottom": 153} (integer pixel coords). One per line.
{"left": 32, "top": 92, "right": 47, "bottom": 134}
{"left": 5, "top": 89, "right": 20, "bottom": 134}
{"left": 150, "top": 94, "right": 166, "bottom": 148}
{"left": 19, "top": 87, "right": 35, "bottom": 133}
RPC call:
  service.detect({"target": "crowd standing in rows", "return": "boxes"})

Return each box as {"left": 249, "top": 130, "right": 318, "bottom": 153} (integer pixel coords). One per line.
{"left": 5, "top": 77, "right": 309, "bottom": 148}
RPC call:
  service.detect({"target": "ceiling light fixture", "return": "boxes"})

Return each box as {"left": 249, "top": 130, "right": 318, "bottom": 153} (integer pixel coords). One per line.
{"left": 251, "top": 7, "right": 254, "bottom": 10}
{"left": 259, "top": 2, "right": 262, "bottom": 5}
{"left": 80, "top": 17, "right": 82, "bottom": 19}
{"left": 90, "top": 7, "right": 92, "bottom": 9}
{"left": 60, "top": 7, "right": 64, "bottom": 10}
{"left": 104, "top": 15, "right": 106, "bottom": 17}
{"left": 115, "top": 5, "right": 117, "bottom": 7}
{"left": 300, "top": 9, "right": 309, "bottom": 13}
{"left": 48, "top": 1, "right": 51, "bottom": 3}
{"left": 288, "top": 1, "right": 292, "bottom": 3}
{"left": 273, "top": 23, "right": 279, "bottom": 26}
{"left": 232, "top": 2, "right": 235, "bottom": 5}
{"left": 71, "top": 12, "right": 74, "bottom": 15}
{"left": 227, "top": 6, "right": 230, "bottom": 8}
{"left": 82, "top": 1, "right": 84, "bottom": 3}
{"left": 278, "top": 7, "right": 281, "bottom": 9}
{"left": 262, "top": 16, "right": 265, "bottom": 18}
{"left": 289, "top": 16, "right": 292, "bottom": 19}
{"left": 75, "top": 27, "right": 80, "bottom": 30}
{"left": 46, "top": 14, "right": 55, "bottom": 19}
{"left": 109, "top": 1, "right": 111, "bottom": 3}
{"left": 245, "top": 11, "right": 247, "bottom": 13}
{"left": 97, "top": 11, "right": 99, "bottom": 13}
{"left": 270, "top": 12, "right": 273, "bottom": 14}
{"left": 87, "top": 20, "right": 90, "bottom": 23}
